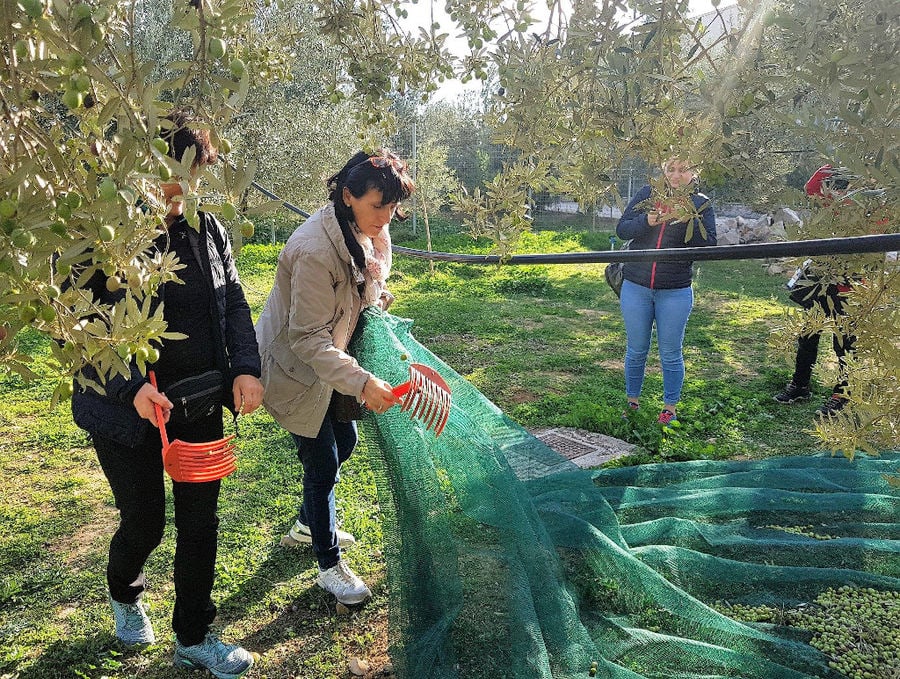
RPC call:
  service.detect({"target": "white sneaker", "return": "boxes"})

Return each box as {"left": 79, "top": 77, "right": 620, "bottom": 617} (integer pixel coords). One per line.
{"left": 280, "top": 519, "right": 356, "bottom": 548}
{"left": 316, "top": 561, "right": 371, "bottom": 605}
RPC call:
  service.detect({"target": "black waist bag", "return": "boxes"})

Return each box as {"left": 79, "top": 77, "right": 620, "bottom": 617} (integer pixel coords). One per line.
{"left": 165, "top": 370, "right": 227, "bottom": 423}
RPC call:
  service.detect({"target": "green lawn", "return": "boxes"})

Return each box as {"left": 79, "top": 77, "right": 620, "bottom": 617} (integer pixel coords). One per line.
{"left": 0, "top": 225, "right": 850, "bottom": 678}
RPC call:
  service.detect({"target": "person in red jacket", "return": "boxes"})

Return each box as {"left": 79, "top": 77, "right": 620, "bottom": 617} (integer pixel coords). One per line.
{"left": 774, "top": 165, "right": 855, "bottom": 417}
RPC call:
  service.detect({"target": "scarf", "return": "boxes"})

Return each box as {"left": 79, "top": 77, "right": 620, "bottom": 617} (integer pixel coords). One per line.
{"left": 351, "top": 224, "right": 392, "bottom": 306}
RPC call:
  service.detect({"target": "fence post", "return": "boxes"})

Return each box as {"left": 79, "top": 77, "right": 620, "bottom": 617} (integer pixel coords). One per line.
{"left": 411, "top": 118, "right": 417, "bottom": 236}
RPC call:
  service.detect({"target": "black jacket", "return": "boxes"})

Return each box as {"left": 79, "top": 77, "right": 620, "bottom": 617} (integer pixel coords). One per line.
{"left": 71, "top": 212, "right": 260, "bottom": 446}
{"left": 616, "top": 184, "right": 717, "bottom": 289}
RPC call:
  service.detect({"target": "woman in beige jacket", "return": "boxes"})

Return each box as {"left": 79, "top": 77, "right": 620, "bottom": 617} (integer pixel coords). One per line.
{"left": 255, "top": 150, "right": 414, "bottom": 604}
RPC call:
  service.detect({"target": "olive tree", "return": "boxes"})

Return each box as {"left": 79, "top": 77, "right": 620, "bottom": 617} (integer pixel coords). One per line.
{"left": 0, "top": 0, "right": 290, "bottom": 399}
{"left": 409, "top": 138, "right": 457, "bottom": 271}
{"left": 219, "top": 0, "right": 364, "bottom": 212}
{"left": 311, "top": 0, "right": 897, "bottom": 455}
{"left": 758, "top": 0, "right": 899, "bottom": 458}
{"left": 2, "top": 0, "right": 896, "bottom": 454}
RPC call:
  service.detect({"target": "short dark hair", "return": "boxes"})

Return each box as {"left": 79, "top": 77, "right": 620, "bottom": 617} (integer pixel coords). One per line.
{"left": 160, "top": 110, "right": 218, "bottom": 168}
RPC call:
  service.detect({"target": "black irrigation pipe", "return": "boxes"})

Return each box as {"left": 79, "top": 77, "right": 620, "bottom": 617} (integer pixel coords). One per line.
{"left": 251, "top": 181, "right": 310, "bottom": 219}
{"left": 393, "top": 234, "right": 900, "bottom": 265}
{"left": 251, "top": 182, "right": 899, "bottom": 265}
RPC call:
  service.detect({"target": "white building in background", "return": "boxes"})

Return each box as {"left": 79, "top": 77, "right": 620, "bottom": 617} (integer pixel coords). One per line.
{"left": 691, "top": 3, "right": 744, "bottom": 46}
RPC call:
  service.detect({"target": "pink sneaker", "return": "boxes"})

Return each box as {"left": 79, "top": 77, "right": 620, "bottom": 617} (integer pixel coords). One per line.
{"left": 657, "top": 409, "right": 678, "bottom": 425}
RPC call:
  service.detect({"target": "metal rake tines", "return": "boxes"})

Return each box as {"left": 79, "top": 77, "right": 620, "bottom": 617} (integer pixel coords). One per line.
{"left": 391, "top": 363, "right": 452, "bottom": 436}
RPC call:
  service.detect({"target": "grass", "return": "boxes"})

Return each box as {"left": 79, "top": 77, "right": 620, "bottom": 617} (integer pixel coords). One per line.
{"left": 387, "top": 228, "right": 824, "bottom": 463}
{"left": 0, "top": 223, "right": 867, "bottom": 678}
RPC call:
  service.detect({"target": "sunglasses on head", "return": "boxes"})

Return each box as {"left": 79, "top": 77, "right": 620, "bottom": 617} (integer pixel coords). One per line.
{"left": 367, "top": 155, "right": 404, "bottom": 171}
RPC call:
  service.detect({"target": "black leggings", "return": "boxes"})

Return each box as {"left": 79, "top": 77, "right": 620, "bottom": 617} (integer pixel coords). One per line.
{"left": 93, "top": 413, "right": 223, "bottom": 646}
{"left": 792, "top": 288, "right": 855, "bottom": 393}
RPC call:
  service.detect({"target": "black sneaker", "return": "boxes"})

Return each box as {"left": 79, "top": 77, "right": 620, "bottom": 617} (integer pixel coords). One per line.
{"left": 774, "top": 381, "right": 811, "bottom": 404}
{"left": 816, "top": 394, "right": 848, "bottom": 418}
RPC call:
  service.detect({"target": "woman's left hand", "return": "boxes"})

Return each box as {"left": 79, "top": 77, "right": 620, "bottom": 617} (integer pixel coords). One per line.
{"left": 233, "top": 374, "right": 264, "bottom": 415}
{"left": 379, "top": 290, "right": 395, "bottom": 311}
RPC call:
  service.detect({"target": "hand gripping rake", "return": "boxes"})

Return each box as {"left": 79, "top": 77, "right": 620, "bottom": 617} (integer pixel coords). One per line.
{"left": 390, "top": 363, "right": 452, "bottom": 436}
{"left": 149, "top": 371, "right": 237, "bottom": 483}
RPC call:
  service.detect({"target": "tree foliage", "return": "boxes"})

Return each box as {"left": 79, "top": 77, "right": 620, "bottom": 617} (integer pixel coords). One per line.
{"left": 418, "top": 97, "right": 509, "bottom": 193}
{"left": 1, "top": 0, "right": 897, "bottom": 454}
{"left": 408, "top": 138, "right": 456, "bottom": 268}
{"left": 0, "top": 0, "right": 289, "bottom": 399}
{"left": 312, "top": 0, "right": 898, "bottom": 454}
{"left": 219, "top": 0, "right": 363, "bottom": 211}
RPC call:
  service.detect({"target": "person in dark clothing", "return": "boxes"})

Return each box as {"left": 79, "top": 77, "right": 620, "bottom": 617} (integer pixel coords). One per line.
{"left": 774, "top": 164, "right": 855, "bottom": 418}
{"left": 68, "top": 111, "right": 262, "bottom": 679}
{"left": 616, "top": 158, "right": 717, "bottom": 424}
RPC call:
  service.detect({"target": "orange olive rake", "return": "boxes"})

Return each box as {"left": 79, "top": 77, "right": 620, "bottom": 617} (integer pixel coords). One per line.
{"left": 389, "top": 363, "right": 452, "bottom": 436}
{"left": 149, "top": 371, "right": 237, "bottom": 483}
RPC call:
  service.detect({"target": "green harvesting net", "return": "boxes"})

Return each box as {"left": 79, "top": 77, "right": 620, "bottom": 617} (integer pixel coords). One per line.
{"left": 350, "top": 309, "right": 900, "bottom": 679}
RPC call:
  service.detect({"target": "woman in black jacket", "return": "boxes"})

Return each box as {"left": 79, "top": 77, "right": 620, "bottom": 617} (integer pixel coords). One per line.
{"left": 69, "top": 111, "right": 262, "bottom": 679}
{"left": 616, "top": 158, "right": 717, "bottom": 424}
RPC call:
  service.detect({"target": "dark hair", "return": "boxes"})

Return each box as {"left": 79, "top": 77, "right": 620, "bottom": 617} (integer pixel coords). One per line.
{"left": 160, "top": 110, "right": 218, "bottom": 168}
{"left": 326, "top": 149, "right": 415, "bottom": 270}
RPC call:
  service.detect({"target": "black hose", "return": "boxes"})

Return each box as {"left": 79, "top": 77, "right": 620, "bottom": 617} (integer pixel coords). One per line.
{"left": 249, "top": 181, "right": 898, "bottom": 264}
{"left": 392, "top": 234, "right": 900, "bottom": 265}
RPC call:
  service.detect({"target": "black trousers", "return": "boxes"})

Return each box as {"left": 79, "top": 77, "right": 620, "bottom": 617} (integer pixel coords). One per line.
{"left": 792, "top": 287, "right": 856, "bottom": 394}
{"left": 93, "top": 412, "right": 223, "bottom": 646}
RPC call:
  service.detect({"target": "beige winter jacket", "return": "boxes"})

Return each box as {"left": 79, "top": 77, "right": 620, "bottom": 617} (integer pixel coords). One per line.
{"left": 255, "top": 203, "right": 372, "bottom": 437}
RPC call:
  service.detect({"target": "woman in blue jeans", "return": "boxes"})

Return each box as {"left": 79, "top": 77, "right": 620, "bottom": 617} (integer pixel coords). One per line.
{"left": 255, "top": 150, "right": 414, "bottom": 604}
{"left": 615, "top": 158, "right": 717, "bottom": 424}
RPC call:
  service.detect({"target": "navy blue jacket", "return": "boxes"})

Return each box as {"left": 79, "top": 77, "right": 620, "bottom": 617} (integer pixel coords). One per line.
{"left": 616, "top": 184, "right": 717, "bottom": 289}
{"left": 71, "top": 212, "right": 260, "bottom": 447}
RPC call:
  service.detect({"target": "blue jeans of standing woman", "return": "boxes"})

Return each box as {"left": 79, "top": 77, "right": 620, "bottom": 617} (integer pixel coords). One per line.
{"left": 291, "top": 397, "right": 358, "bottom": 570}
{"left": 620, "top": 279, "right": 694, "bottom": 405}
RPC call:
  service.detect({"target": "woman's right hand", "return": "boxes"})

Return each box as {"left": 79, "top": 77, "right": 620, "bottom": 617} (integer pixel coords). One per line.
{"left": 133, "top": 382, "right": 174, "bottom": 427}
{"left": 362, "top": 375, "right": 402, "bottom": 414}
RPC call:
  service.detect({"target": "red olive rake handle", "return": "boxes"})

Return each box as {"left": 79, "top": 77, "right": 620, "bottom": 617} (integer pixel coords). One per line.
{"left": 148, "top": 370, "right": 171, "bottom": 448}
{"left": 390, "top": 363, "right": 452, "bottom": 436}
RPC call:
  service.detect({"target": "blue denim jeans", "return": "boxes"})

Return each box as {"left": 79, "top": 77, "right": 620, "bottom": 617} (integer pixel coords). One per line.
{"left": 620, "top": 279, "right": 694, "bottom": 405}
{"left": 291, "top": 401, "right": 358, "bottom": 570}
